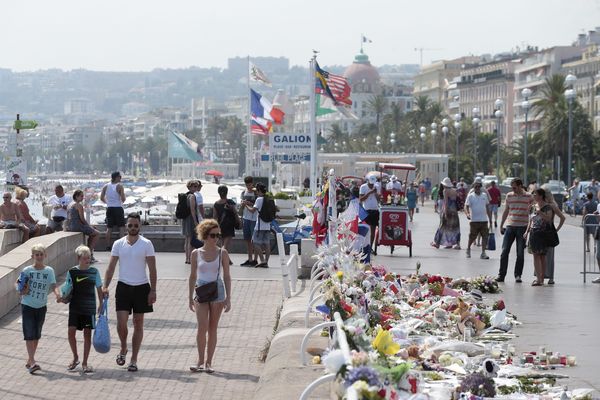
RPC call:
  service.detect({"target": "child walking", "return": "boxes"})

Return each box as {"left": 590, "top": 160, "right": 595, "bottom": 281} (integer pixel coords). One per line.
{"left": 61, "top": 245, "right": 103, "bottom": 373}
{"left": 16, "top": 243, "right": 61, "bottom": 374}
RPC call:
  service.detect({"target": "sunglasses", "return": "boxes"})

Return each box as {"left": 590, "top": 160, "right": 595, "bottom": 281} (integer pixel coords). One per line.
{"left": 127, "top": 224, "right": 140, "bottom": 228}
{"left": 3, "top": 197, "right": 10, "bottom": 199}
{"left": 208, "top": 233, "right": 222, "bottom": 239}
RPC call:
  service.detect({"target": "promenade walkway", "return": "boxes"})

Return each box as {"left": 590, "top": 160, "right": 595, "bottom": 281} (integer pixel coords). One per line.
{"left": 0, "top": 201, "right": 599, "bottom": 399}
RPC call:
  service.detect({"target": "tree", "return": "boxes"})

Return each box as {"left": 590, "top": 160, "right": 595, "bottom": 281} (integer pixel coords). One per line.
{"left": 367, "top": 94, "right": 387, "bottom": 131}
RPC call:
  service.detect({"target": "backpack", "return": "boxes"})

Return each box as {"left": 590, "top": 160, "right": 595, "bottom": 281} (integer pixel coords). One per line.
{"left": 175, "top": 192, "right": 192, "bottom": 219}
{"left": 259, "top": 197, "right": 277, "bottom": 223}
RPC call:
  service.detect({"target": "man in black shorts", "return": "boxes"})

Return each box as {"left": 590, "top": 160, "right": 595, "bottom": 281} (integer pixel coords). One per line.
{"left": 101, "top": 172, "right": 126, "bottom": 250}
{"left": 102, "top": 213, "right": 157, "bottom": 372}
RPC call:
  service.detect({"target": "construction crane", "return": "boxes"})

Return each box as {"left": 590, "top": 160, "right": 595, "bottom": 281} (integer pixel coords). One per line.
{"left": 414, "top": 47, "right": 443, "bottom": 66}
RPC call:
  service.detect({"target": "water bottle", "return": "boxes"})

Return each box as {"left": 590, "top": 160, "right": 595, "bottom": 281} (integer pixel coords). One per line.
{"left": 17, "top": 271, "right": 29, "bottom": 292}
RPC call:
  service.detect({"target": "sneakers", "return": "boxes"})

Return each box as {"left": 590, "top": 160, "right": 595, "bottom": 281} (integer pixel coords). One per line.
{"left": 480, "top": 252, "right": 489, "bottom": 260}
{"left": 255, "top": 262, "right": 269, "bottom": 268}
{"left": 240, "top": 259, "right": 252, "bottom": 266}
{"left": 466, "top": 248, "right": 471, "bottom": 258}
{"left": 515, "top": 276, "right": 523, "bottom": 283}
{"left": 495, "top": 276, "right": 505, "bottom": 282}
{"left": 494, "top": 221, "right": 498, "bottom": 228}
{"left": 592, "top": 277, "right": 600, "bottom": 284}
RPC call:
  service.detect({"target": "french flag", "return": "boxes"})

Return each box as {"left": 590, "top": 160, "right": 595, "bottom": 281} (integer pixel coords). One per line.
{"left": 251, "top": 89, "right": 284, "bottom": 126}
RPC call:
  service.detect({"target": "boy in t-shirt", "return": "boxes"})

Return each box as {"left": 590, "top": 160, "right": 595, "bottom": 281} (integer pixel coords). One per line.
{"left": 15, "top": 243, "right": 61, "bottom": 374}
{"left": 60, "top": 245, "right": 103, "bottom": 373}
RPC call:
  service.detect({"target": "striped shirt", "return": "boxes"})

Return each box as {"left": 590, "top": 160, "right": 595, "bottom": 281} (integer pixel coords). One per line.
{"left": 505, "top": 192, "right": 533, "bottom": 226}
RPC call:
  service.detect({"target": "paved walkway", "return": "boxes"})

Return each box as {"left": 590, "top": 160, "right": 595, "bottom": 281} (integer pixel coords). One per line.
{"left": 0, "top": 275, "right": 282, "bottom": 400}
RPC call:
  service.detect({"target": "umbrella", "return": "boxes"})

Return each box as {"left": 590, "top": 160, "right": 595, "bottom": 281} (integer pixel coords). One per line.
{"left": 141, "top": 196, "right": 156, "bottom": 203}
{"left": 205, "top": 169, "right": 224, "bottom": 177}
{"left": 123, "top": 196, "right": 138, "bottom": 206}
{"left": 92, "top": 200, "right": 107, "bottom": 208}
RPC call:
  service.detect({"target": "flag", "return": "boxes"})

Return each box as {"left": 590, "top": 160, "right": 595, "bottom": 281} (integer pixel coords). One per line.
{"left": 250, "top": 89, "right": 284, "bottom": 135}
{"left": 316, "top": 94, "right": 359, "bottom": 120}
{"left": 249, "top": 62, "right": 272, "bottom": 86}
{"left": 362, "top": 35, "right": 372, "bottom": 43}
{"left": 167, "top": 130, "right": 203, "bottom": 161}
{"left": 314, "top": 61, "right": 352, "bottom": 106}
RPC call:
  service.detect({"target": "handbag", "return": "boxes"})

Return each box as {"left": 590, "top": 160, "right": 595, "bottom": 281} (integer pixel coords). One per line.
{"left": 544, "top": 223, "right": 560, "bottom": 247}
{"left": 194, "top": 250, "right": 221, "bottom": 303}
{"left": 93, "top": 298, "right": 111, "bottom": 353}
{"left": 487, "top": 231, "right": 496, "bottom": 251}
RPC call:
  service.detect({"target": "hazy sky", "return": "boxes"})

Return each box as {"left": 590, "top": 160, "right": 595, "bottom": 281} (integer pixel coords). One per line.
{"left": 2, "top": 0, "right": 600, "bottom": 71}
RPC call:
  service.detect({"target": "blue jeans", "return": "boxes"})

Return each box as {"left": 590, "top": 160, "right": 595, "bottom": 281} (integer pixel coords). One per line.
{"left": 499, "top": 225, "right": 527, "bottom": 278}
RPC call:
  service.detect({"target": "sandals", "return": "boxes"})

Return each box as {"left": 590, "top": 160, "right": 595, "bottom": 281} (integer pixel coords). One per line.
{"left": 67, "top": 360, "right": 80, "bottom": 371}
{"left": 205, "top": 364, "right": 214, "bottom": 374}
{"left": 127, "top": 363, "right": 138, "bottom": 372}
{"left": 116, "top": 351, "right": 127, "bottom": 366}
{"left": 82, "top": 365, "right": 94, "bottom": 374}
{"left": 190, "top": 364, "right": 205, "bottom": 373}
{"left": 531, "top": 281, "right": 544, "bottom": 286}
{"left": 28, "top": 364, "right": 41, "bottom": 374}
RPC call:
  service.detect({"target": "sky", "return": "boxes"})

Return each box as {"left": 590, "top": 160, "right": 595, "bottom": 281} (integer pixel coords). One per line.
{"left": 1, "top": 0, "right": 600, "bottom": 72}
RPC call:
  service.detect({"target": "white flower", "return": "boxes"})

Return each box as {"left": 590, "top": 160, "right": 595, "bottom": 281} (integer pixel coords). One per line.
{"left": 322, "top": 349, "right": 347, "bottom": 374}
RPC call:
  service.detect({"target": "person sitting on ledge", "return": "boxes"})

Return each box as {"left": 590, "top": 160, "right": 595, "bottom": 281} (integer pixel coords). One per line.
{"left": 0, "top": 192, "right": 30, "bottom": 243}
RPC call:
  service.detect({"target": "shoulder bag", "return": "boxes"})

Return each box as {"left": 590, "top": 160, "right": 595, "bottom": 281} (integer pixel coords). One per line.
{"left": 194, "top": 250, "right": 221, "bottom": 303}
{"left": 93, "top": 298, "right": 111, "bottom": 353}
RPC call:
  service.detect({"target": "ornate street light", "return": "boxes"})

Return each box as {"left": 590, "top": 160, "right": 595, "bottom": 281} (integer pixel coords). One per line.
{"left": 390, "top": 132, "right": 396, "bottom": 152}
{"left": 472, "top": 107, "right": 480, "bottom": 176}
{"left": 565, "top": 72, "right": 577, "bottom": 186}
{"left": 430, "top": 126, "right": 437, "bottom": 154}
{"left": 494, "top": 98, "right": 504, "bottom": 178}
{"left": 441, "top": 118, "right": 449, "bottom": 154}
{"left": 521, "top": 88, "right": 532, "bottom": 184}
{"left": 453, "top": 113, "right": 461, "bottom": 181}
{"left": 420, "top": 132, "right": 426, "bottom": 153}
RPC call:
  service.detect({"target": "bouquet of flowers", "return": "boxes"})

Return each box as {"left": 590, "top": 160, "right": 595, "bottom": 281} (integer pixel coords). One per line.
{"left": 470, "top": 275, "right": 501, "bottom": 294}
{"left": 427, "top": 275, "right": 445, "bottom": 296}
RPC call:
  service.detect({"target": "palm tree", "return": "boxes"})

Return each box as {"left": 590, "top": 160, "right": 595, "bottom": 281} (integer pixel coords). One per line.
{"left": 368, "top": 94, "right": 387, "bottom": 131}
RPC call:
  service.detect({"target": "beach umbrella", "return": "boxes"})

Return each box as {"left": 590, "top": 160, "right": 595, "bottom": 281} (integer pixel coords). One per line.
{"left": 92, "top": 200, "right": 107, "bottom": 208}
{"left": 141, "top": 196, "right": 155, "bottom": 203}
{"left": 123, "top": 196, "right": 138, "bottom": 206}
{"left": 205, "top": 170, "right": 224, "bottom": 177}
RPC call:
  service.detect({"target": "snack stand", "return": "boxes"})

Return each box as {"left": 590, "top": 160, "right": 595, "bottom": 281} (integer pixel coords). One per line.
{"left": 375, "top": 163, "right": 415, "bottom": 257}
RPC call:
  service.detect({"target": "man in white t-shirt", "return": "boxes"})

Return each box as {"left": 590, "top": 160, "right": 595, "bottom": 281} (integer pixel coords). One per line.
{"left": 247, "top": 182, "right": 272, "bottom": 268}
{"left": 102, "top": 213, "right": 157, "bottom": 372}
{"left": 359, "top": 175, "right": 380, "bottom": 252}
{"left": 194, "top": 180, "right": 205, "bottom": 222}
{"left": 45, "top": 184, "right": 72, "bottom": 233}
{"left": 465, "top": 178, "right": 492, "bottom": 259}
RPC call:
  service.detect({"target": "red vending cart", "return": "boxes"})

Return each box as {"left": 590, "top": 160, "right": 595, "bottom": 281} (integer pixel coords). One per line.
{"left": 375, "top": 163, "right": 415, "bottom": 257}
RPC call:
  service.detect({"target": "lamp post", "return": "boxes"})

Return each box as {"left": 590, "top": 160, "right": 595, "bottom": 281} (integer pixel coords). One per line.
{"left": 376, "top": 135, "right": 382, "bottom": 153}
{"left": 430, "top": 122, "right": 437, "bottom": 154}
{"left": 472, "top": 107, "right": 480, "bottom": 176}
{"left": 453, "top": 113, "right": 461, "bottom": 181}
{"left": 441, "top": 118, "right": 449, "bottom": 154}
{"left": 521, "top": 88, "right": 532, "bottom": 184}
{"left": 390, "top": 132, "right": 396, "bottom": 152}
{"left": 494, "top": 98, "right": 504, "bottom": 178}
{"left": 565, "top": 72, "right": 577, "bottom": 187}
{"left": 419, "top": 126, "right": 426, "bottom": 153}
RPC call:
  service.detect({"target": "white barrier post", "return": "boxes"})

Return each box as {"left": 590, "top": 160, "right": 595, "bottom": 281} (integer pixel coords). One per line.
{"left": 276, "top": 232, "right": 291, "bottom": 298}
{"left": 289, "top": 244, "right": 299, "bottom": 292}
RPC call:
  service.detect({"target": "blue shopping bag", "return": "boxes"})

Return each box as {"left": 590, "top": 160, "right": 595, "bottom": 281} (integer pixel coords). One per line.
{"left": 487, "top": 232, "right": 496, "bottom": 251}
{"left": 93, "top": 298, "right": 111, "bottom": 353}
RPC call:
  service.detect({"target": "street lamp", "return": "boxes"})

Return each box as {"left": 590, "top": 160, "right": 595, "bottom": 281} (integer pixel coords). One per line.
{"left": 565, "top": 72, "right": 577, "bottom": 187}
{"left": 390, "top": 132, "right": 396, "bottom": 152}
{"left": 430, "top": 122, "right": 437, "bottom": 154}
{"left": 420, "top": 126, "right": 426, "bottom": 153}
{"left": 376, "top": 135, "right": 382, "bottom": 153}
{"left": 441, "top": 118, "right": 449, "bottom": 154}
{"left": 453, "top": 113, "right": 461, "bottom": 181}
{"left": 494, "top": 98, "right": 504, "bottom": 178}
{"left": 521, "top": 88, "right": 532, "bottom": 184}
{"left": 472, "top": 107, "right": 480, "bottom": 176}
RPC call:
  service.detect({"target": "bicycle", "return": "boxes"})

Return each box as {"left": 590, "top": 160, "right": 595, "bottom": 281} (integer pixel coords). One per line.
{"left": 270, "top": 213, "right": 312, "bottom": 253}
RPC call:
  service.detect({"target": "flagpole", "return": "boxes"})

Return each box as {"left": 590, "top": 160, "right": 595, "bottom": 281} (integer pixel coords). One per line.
{"left": 246, "top": 55, "right": 253, "bottom": 177}
{"left": 309, "top": 55, "right": 317, "bottom": 197}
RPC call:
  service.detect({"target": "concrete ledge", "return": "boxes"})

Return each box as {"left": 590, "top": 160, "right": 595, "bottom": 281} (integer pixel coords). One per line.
{"left": 0, "top": 229, "right": 23, "bottom": 257}
{"left": 253, "top": 282, "right": 331, "bottom": 400}
{"left": 0, "top": 232, "right": 82, "bottom": 318}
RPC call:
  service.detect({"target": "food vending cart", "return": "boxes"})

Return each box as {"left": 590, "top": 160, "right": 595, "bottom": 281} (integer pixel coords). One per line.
{"left": 375, "top": 163, "right": 415, "bottom": 257}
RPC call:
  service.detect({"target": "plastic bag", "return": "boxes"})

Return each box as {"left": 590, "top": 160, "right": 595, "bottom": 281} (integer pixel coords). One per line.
{"left": 93, "top": 298, "right": 111, "bottom": 353}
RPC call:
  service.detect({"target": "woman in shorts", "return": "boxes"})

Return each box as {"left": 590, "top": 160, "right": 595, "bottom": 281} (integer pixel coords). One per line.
{"left": 188, "top": 219, "right": 232, "bottom": 374}
{"left": 68, "top": 190, "right": 100, "bottom": 262}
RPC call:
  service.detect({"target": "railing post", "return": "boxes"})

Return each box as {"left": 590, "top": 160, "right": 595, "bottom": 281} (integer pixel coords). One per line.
{"left": 276, "top": 232, "right": 291, "bottom": 298}
{"left": 289, "top": 244, "right": 299, "bottom": 292}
